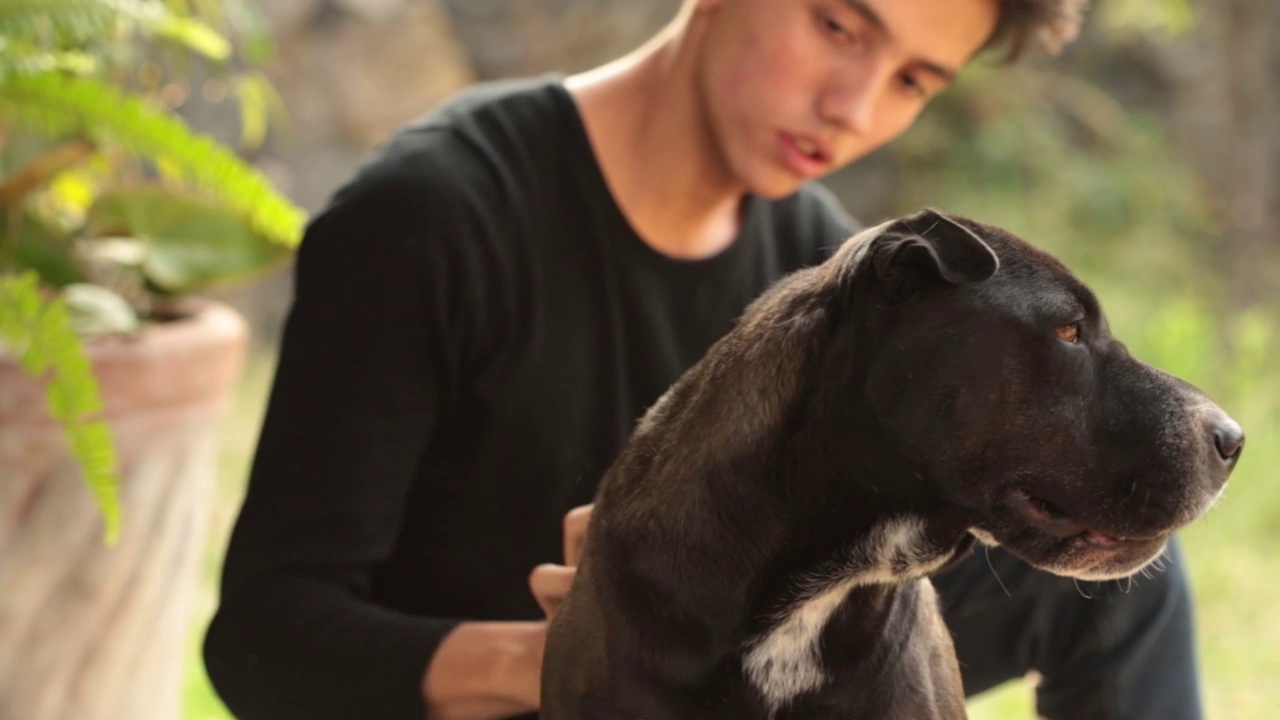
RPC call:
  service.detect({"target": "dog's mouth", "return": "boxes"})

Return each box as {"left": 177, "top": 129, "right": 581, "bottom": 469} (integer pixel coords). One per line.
{"left": 1006, "top": 487, "right": 1131, "bottom": 548}
{"left": 970, "top": 486, "right": 1171, "bottom": 580}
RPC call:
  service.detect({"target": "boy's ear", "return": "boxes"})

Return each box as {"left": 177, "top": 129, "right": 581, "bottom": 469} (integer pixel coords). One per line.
{"left": 873, "top": 208, "right": 999, "bottom": 286}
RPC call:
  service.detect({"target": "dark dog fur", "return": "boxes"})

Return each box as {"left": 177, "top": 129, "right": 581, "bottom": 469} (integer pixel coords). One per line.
{"left": 542, "top": 209, "right": 1242, "bottom": 720}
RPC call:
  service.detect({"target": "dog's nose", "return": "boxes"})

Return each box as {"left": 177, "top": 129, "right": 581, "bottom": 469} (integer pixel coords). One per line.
{"left": 1211, "top": 418, "right": 1245, "bottom": 466}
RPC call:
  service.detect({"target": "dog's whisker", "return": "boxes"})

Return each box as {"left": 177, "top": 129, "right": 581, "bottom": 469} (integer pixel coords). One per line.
{"left": 1072, "top": 579, "right": 1093, "bottom": 599}
{"left": 984, "top": 546, "right": 1011, "bottom": 598}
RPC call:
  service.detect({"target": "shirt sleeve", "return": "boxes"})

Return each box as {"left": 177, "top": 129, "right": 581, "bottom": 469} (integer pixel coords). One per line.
{"left": 202, "top": 142, "right": 503, "bottom": 719}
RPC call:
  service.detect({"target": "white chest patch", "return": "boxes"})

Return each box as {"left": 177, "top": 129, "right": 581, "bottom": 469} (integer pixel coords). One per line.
{"left": 741, "top": 516, "right": 948, "bottom": 713}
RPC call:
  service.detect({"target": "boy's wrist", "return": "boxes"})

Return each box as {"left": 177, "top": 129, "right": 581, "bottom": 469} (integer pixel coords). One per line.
{"left": 423, "top": 621, "right": 546, "bottom": 719}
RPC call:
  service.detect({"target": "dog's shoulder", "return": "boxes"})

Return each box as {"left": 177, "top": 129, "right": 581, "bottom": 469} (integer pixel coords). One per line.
{"left": 741, "top": 516, "right": 951, "bottom": 713}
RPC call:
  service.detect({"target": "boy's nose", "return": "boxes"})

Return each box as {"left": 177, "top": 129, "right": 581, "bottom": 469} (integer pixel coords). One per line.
{"left": 817, "top": 61, "right": 892, "bottom": 135}
{"left": 818, "top": 82, "right": 878, "bottom": 135}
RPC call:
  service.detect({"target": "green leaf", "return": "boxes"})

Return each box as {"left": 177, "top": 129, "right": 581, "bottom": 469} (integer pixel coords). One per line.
{"left": 0, "top": 0, "right": 130, "bottom": 51}
{"left": 0, "top": 41, "right": 98, "bottom": 80}
{"left": 2, "top": 210, "right": 84, "bottom": 286}
{"left": 1100, "top": 0, "right": 1195, "bottom": 36}
{"left": 33, "top": 295, "right": 103, "bottom": 419}
{"left": 152, "top": 15, "right": 229, "bottom": 60}
{"left": 0, "top": 71, "right": 306, "bottom": 247}
{"left": 0, "top": 270, "right": 122, "bottom": 544}
{"left": 0, "top": 269, "right": 41, "bottom": 355}
{"left": 195, "top": 0, "right": 272, "bottom": 63}
{"left": 88, "top": 187, "right": 291, "bottom": 294}
{"left": 232, "top": 71, "right": 284, "bottom": 151}
{"left": 0, "top": 0, "right": 232, "bottom": 60}
{"left": 63, "top": 282, "right": 140, "bottom": 335}
{"left": 69, "top": 419, "right": 121, "bottom": 544}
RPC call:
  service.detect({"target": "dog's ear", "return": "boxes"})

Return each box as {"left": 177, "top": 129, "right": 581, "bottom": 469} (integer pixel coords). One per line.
{"left": 873, "top": 208, "right": 999, "bottom": 286}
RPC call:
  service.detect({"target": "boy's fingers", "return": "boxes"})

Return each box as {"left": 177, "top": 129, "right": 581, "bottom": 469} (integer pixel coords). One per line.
{"left": 563, "top": 504, "right": 594, "bottom": 567}
{"left": 529, "top": 563, "right": 577, "bottom": 619}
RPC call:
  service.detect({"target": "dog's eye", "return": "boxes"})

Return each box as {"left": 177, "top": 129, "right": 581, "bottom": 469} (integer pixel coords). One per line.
{"left": 1055, "top": 323, "right": 1081, "bottom": 344}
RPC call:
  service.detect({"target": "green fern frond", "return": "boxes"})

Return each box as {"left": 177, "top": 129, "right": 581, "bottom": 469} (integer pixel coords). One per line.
{"left": 0, "top": 71, "right": 304, "bottom": 246}
{"left": 0, "top": 0, "right": 134, "bottom": 50}
{"left": 0, "top": 0, "right": 229, "bottom": 60}
{"left": 0, "top": 38, "right": 97, "bottom": 79}
{"left": 0, "top": 0, "right": 165, "bottom": 49}
{"left": 194, "top": 0, "right": 273, "bottom": 62}
{"left": 149, "top": 14, "right": 229, "bottom": 59}
{"left": 0, "top": 270, "right": 122, "bottom": 545}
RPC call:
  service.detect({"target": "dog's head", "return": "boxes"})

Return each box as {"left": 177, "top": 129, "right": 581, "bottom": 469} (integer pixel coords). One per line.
{"left": 835, "top": 209, "right": 1242, "bottom": 580}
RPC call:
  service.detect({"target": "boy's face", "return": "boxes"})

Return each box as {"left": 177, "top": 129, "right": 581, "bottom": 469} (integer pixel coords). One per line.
{"left": 695, "top": 0, "right": 999, "bottom": 199}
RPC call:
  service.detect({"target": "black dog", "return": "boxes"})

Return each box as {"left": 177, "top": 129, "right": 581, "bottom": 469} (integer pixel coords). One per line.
{"left": 542, "top": 209, "right": 1243, "bottom": 720}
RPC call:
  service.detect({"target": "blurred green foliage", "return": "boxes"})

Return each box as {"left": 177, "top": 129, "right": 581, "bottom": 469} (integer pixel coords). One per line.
{"left": 0, "top": 0, "right": 301, "bottom": 542}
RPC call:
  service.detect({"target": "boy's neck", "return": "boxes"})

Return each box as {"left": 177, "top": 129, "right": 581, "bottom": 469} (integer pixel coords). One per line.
{"left": 565, "top": 15, "right": 752, "bottom": 261}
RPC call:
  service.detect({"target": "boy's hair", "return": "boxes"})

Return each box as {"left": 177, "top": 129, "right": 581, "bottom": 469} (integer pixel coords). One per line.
{"left": 990, "top": 0, "right": 1090, "bottom": 59}
{"left": 674, "top": 0, "right": 1089, "bottom": 62}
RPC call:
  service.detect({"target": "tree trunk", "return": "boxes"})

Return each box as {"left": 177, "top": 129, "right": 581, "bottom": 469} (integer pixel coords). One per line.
{"left": 0, "top": 301, "right": 247, "bottom": 720}
{"left": 1147, "top": 0, "right": 1279, "bottom": 309}
{"left": 441, "top": 0, "right": 679, "bottom": 78}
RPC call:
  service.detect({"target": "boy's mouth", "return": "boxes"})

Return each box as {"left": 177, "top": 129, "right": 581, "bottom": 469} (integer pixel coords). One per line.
{"left": 783, "top": 132, "right": 831, "bottom": 162}
{"left": 779, "top": 132, "right": 834, "bottom": 177}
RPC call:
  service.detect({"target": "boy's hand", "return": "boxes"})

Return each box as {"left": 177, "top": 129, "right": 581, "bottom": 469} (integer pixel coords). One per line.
{"left": 422, "top": 621, "right": 545, "bottom": 720}
{"left": 425, "top": 505, "right": 595, "bottom": 717}
{"left": 562, "top": 503, "right": 593, "bottom": 567}
{"left": 528, "top": 564, "right": 574, "bottom": 619}
{"left": 528, "top": 503, "right": 594, "bottom": 619}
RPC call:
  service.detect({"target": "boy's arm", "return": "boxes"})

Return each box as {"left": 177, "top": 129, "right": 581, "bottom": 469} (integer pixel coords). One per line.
{"left": 203, "top": 158, "right": 517, "bottom": 719}
{"left": 419, "top": 506, "right": 592, "bottom": 718}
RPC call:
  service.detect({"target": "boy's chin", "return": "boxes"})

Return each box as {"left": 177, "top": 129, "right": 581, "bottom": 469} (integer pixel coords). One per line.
{"left": 747, "top": 172, "right": 810, "bottom": 200}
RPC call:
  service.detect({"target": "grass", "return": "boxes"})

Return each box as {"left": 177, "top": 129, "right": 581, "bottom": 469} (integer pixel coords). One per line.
{"left": 182, "top": 299, "right": 1280, "bottom": 720}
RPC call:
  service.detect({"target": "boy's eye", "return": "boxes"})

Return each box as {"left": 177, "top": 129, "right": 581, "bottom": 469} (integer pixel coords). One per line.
{"left": 897, "top": 72, "right": 927, "bottom": 98}
{"left": 815, "top": 11, "right": 854, "bottom": 42}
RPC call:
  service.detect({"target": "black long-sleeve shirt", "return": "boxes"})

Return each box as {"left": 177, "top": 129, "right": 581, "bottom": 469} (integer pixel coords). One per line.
{"left": 203, "top": 75, "right": 859, "bottom": 720}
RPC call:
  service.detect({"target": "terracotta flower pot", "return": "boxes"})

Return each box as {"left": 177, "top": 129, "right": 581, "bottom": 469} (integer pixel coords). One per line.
{"left": 0, "top": 299, "right": 248, "bottom": 720}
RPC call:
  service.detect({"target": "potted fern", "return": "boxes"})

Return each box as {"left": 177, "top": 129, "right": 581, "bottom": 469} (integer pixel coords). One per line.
{"left": 0, "top": 1, "right": 301, "bottom": 718}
